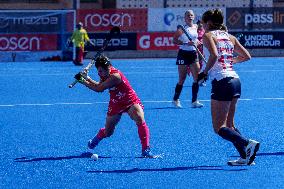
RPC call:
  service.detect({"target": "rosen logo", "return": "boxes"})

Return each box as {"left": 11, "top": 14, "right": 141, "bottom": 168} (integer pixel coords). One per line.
{"left": 84, "top": 13, "right": 131, "bottom": 27}
{"left": 0, "top": 36, "right": 40, "bottom": 51}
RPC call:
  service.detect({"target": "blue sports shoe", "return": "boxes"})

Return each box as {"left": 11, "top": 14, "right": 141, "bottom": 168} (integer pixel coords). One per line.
{"left": 141, "top": 147, "right": 154, "bottom": 158}
{"left": 87, "top": 137, "right": 100, "bottom": 149}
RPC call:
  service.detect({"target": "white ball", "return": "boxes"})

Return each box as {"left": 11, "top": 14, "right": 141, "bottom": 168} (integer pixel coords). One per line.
{"left": 91, "top": 153, "right": 99, "bottom": 161}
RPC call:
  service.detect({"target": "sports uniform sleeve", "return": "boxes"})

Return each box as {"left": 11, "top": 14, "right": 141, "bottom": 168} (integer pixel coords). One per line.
{"left": 83, "top": 29, "right": 90, "bottom": 42}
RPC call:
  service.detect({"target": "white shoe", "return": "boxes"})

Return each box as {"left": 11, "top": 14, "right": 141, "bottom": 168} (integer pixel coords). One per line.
{"left": 245, "top": 139, "right": 260, "bottom": 165}
{"left": 172, "top": 99, "right": 182, "bottom": 108}
{"left": 199, "top": 81, "right": 206, "bottom": 87}
{"left": 191, "top": 100, "right": 203, "bottom": 108}
{"left": 228, "top": 158, "right": 255, "bottom": 166}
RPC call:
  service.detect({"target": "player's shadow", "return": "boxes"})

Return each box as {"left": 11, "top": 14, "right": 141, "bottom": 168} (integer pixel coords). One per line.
{"left": 14, "top": 152, "right": 111, "bottom": 162}
{"left": 146, "top": 107, "right": 180, "bottom": 110}
{"left": 87, "top": 165, "right": 248, "bottom": 174}
{"left": 231, "top": 151, "right": 284, "bottom": 158}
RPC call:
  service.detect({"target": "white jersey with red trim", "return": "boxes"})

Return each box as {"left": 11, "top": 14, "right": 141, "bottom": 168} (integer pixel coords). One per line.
{"left": 208, "top": 30, "right": 239, "bottom": 81}
{"left": 178, "top": 24, "right": 198, "bottom": 51}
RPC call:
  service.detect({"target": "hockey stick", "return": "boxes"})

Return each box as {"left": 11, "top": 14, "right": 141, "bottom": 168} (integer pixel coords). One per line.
{"left": 177, "top": 24, "right": 207, "bottom": 64}
{"left": 68, "top": 26, "right": 120, "bottom": 88}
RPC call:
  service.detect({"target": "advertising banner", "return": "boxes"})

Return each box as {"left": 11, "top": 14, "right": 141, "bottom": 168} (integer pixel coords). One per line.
{"left": 148, "top": 8, "right": 226, "bottom": 32}
{"left": 227, "top": 8, "right": 284, "bottom": 31}
{"left": 77, "top": 9, "right": 148, "bottom": 32}
{"left": 0, "top": 34, "right": 58, "bottom": 51}
{"left": 231, "top": 31, "right": 284, "bottom": 49}
{"left": 85, "top": 33, "right": 137, "bottom": 51}
{"left": 0, "top": 12, "right": 63, "bottom": 33}
{"left": 137, "top": 32, "right": 178, "bottom": 50}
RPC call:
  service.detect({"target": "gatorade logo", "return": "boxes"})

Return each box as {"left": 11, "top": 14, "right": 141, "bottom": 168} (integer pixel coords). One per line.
{"left": 139, "top": 35, "right": 150, "bottom": 49}
{"left": 138, "top": 33, "right": 177, "bottom": 50}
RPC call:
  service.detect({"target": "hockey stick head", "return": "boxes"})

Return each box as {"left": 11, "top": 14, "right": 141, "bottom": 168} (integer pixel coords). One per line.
{"left": 110, "top": 26, "right": 121, "bottom": 35}
{"left": 105, "top": 26, "right": 121, "bottom": 41}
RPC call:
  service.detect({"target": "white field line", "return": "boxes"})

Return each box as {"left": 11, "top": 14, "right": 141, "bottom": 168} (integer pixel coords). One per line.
{"left": 0, "top": 98, "right": 283, "bottom": 107}
{"left": 0, "top": 69, "right": 282, "bottom": 77}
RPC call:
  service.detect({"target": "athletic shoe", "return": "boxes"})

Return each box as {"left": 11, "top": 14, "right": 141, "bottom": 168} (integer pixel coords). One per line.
{"left": 172, "top": 99, "right": 182, "bottom": 108}
{"left": 245, "top": 139, "right": 260, "bottom": 165}
{"left": 228, "top": 158, "right": 255, "bottom": 166}
{"left": 191, "top": 100, "right": 204, "bottom": 108}
{"left": 87, "top": 137, "right": 100, "bottom": 149}
{"left": 141, "top": 147, "right": 154, "bottom": 158}
{"left": 200, "top": 82, "right": 206, "bottom": 87}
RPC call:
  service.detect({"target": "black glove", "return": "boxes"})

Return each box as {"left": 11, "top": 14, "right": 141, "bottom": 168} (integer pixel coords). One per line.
{"left": 74, "top": 73, "right": 86, "bottom": 83}
{"left": 197, "top": 72, "right": 208, "bottom": 85}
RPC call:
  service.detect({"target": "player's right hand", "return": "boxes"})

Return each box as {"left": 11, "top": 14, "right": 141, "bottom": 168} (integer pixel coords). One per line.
{"left": 74, "top": 73, "right": 86, "bottom": 83}
{"left": 197, "top": 72, "right": 208, "bottom": 85}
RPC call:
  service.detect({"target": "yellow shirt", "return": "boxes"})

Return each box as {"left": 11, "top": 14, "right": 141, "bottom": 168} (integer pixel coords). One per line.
{"left": 71, "top": 28, "right": 90, "bottom": 48}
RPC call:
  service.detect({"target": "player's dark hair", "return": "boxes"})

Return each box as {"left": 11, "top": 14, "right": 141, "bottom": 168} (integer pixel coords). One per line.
{"left": 202, "top": 9, "right": 226, "bottom": 31}
{"left": 95, "top": 55, "right": 111, "bottom": 70}
{"left": 76, "top": 22, "right": 83, "bottom": 29}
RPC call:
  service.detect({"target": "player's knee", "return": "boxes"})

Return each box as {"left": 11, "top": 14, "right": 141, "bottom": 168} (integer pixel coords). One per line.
{"left": 135, "top": 117, "right": 145, "bottom": 126}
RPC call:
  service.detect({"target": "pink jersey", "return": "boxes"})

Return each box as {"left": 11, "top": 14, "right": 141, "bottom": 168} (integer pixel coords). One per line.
{"left": 104, "top": 67, "right": 142, "bottom": 116}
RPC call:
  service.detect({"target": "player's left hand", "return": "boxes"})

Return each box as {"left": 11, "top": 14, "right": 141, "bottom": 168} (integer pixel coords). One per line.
{"left": 197, "top": 71, "right": 208, "bottom": 85}
{"left": 74, "top": 72, "right": 87, "bottom": 83}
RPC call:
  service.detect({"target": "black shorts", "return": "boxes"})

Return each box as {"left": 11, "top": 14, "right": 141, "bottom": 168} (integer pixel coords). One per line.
{"left": 211, "top": 77, "right": 241, "bottom": 101}
{"left": 176, "top": 49, "right": 198, "bottom": 65}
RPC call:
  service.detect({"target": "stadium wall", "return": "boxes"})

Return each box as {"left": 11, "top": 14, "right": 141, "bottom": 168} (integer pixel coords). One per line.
{"left": 1, "top": 7, "right": 284, "bottom": 62}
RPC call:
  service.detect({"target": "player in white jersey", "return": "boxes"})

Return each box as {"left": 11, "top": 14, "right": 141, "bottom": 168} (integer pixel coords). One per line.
{"left": 198, "top": 9, "right": 260, "bottom": 166}
{"left": 172, "top": 9, "right": 203, "bottom": 108}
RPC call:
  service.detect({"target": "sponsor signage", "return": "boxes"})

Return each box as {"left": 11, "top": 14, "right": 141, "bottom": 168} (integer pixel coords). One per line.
{"left": 227, "top": 8, "right": 284, "bottom": 30}
{"left": 148, "top": 8, "right": 226, "bottom": 31}
{"left": 0, "top": 12, "right": 62, "bottom": 33}
{"left": 137, "top": 32, "right": 178, "bottom": 50}
{"left": 85, "top": 33, "right": 137, "bottom": 51}
{"left": 231, "top": 31, "right": 284, "bottom": 48}
{"left": 0, "top": 34, "right": 58, "bottom": 51}
{"left": 77, "top": 9, "right": 148, "bottom": 32}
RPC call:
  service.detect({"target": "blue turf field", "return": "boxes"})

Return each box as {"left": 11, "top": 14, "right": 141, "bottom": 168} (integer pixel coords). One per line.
{"left": 0, "top": 58, "right": 283, "bottom": 189}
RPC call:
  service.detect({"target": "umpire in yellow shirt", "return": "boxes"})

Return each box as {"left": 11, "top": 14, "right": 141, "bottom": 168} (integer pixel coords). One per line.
{"left": 69, "top": 22, "right": 94, "bottom": 66}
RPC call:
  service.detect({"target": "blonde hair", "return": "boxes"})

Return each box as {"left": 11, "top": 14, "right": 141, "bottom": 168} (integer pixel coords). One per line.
{"left": 185, "top": 9, "right": 194, "bottom": 16}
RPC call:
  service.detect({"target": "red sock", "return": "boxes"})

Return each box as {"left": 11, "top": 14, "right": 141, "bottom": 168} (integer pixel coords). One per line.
{"left": 96, "top": 128, "right": 106, "bottom": 140}
{"left": 137, "top": 121, "right": 150, "bottom": 151}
